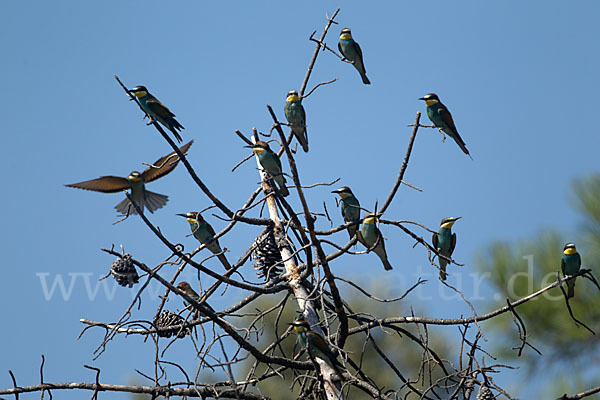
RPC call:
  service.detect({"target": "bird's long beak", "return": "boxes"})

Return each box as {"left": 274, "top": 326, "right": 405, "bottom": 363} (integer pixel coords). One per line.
{"left": 176, "top": 213, "right": 188, "bottom": 218}
{"left": 453, "top": 217, "right": 462, "bottom": 221}
{"left": 418, "top": 97, "right": 426, "bottom": 101}
{"left": 331, "top": 189, "right": 340, "bottom": 194}
{"left": 244, "top": 145, "right": 255, "bottom": 149}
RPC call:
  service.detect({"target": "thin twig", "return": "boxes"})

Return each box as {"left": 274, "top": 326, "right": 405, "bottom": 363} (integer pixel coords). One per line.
{"left": 302, "top": 78, "right": 338, "bottom": 99}
{"left": 379, "top": 112, "right": 421, "bottom": 215}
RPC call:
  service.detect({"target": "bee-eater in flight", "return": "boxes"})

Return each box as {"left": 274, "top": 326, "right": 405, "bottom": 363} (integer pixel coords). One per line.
{"left": 66, "top": 141, "right": 193, "bottom": 216}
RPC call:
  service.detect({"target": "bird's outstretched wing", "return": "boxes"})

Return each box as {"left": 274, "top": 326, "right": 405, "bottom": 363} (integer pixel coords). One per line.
{"left": 142, "top": 140, "right": 193, "bottom": 183}
{"left": 66, "top": 176, "right": 130, "bottom": 193}
{"left": 146, "top": 97, "right": 176, "bottom": 119}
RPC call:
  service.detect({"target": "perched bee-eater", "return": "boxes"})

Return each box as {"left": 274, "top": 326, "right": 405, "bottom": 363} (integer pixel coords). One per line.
{"left": 360, "top": 213, "right": 393, "bottom": 271}
{"left": 246, "top": 141, "right": 289, "bottom": 197}
{"left": 290, "top": 319, "right": 344, "bottom": 378}
{"left": 432, "top": 217, "right": 461, "bottom": 281}
{"left": 561, "top": 243, "right": 582, "bottom": 298}
{"left": 66, "top": 141, "right": 193, "bottom": 216}
{"left": 177, "top": 281, "right": 201, "bottom": 318}
{"left": 177, "top": 281, "right": 215, "bottom": 319}
{"left": 332, "top": 186, "right": 361, "bottom": 239}
{"left": 338, "top": 28, "right": 370, "bottom": 85}
{"left": 129, "top": 85, "right": 184, "bottom": 143}
{"left": 284, "top": 90, "right": 309, "bottom": 153}
{"left": 419, "top": 93, "right": 471, "bottom": 158}
{"left": 177, "top": 281, "right": 201, "bottom": 304}
{"left": 177, "top": 212, "right": 232, "bottom": 270}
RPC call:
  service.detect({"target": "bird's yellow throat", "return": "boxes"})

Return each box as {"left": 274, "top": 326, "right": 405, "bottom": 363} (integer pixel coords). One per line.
{"left": 340, "top": 33, "right": 352, "bottom": 40}
{"left": 253, "top": 147, "right": 265, "bottom": 155}
{"left": 564, "top": 248, "right": 577, "bottom": 255}
{"left": 133, "top": 91, "right": 147, "bottom": 98}
{"left": 363, "top": 215, "right": 376, "bottom": 225}
{"left": 286, "top": 94, "right": 300, "bottom": 103}
{"left": 424, "top": 99, "right": 439, "bottom": 107}
{"left": 441, "top": 221, "right": 456, "bottom": 229}
{"left": 337, "top": 192, "right": 351, "bottom": 199}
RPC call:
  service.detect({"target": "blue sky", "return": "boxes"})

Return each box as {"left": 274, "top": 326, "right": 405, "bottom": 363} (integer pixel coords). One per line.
{"left": 1, "top": 1, "right": 599, "bottom": 398}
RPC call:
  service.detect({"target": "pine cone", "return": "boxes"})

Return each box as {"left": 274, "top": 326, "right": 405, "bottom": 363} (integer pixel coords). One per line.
{"left": 476, "top": 384, "right": 494, "bottom": 400}
{"left": 110, "top": 254, "right": 139, "bottom": 287}
{"left": 251, "top": 229, "right": 283, "bottom": 281}
{"left": 153, "top": 310, "right": 189, "bottom": 339}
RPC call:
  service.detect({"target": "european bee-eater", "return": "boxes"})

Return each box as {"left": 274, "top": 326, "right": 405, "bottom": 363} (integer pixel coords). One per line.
{"left": 432, "top": 217, "right": 461, "bottom": 281}
{"left": 177, "top": 212, "right": 232, "bottom": 270}
{"left": 338, "top": 28, "right": 370, "bottom": 85}
{"left": 66, "top": 141, "right": 193, "bottom": 216}
{"left": 177, "top": 281, "right": 201, "bottom": 319}
{"left": 361, "top": 213, "right": 393, "bottom": 271}
{"left": 419, "top": 93, "right": 471, "bottom": 158}
{"left": 247, "top": 141, "right": 289, "bottom": 197}
{"left": 177, "top": 281, "right": 201, "bottom": 304}
{"left": 284, "top": 90, "right": 309, "bottom": 153}
{"left": 290, "top": 319, "right": 344, "bottom": 378}
{"left": 332, "top": 186, "right": 361, "bottom": 239}
{"left": 177, "top": 281, "right": 215, "bottom": 319}
{"left": 561, "top": 243, "right": 582, "bottom": 298}
{"left": 130, "top": 85, "right": 184, "bottom": 143}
